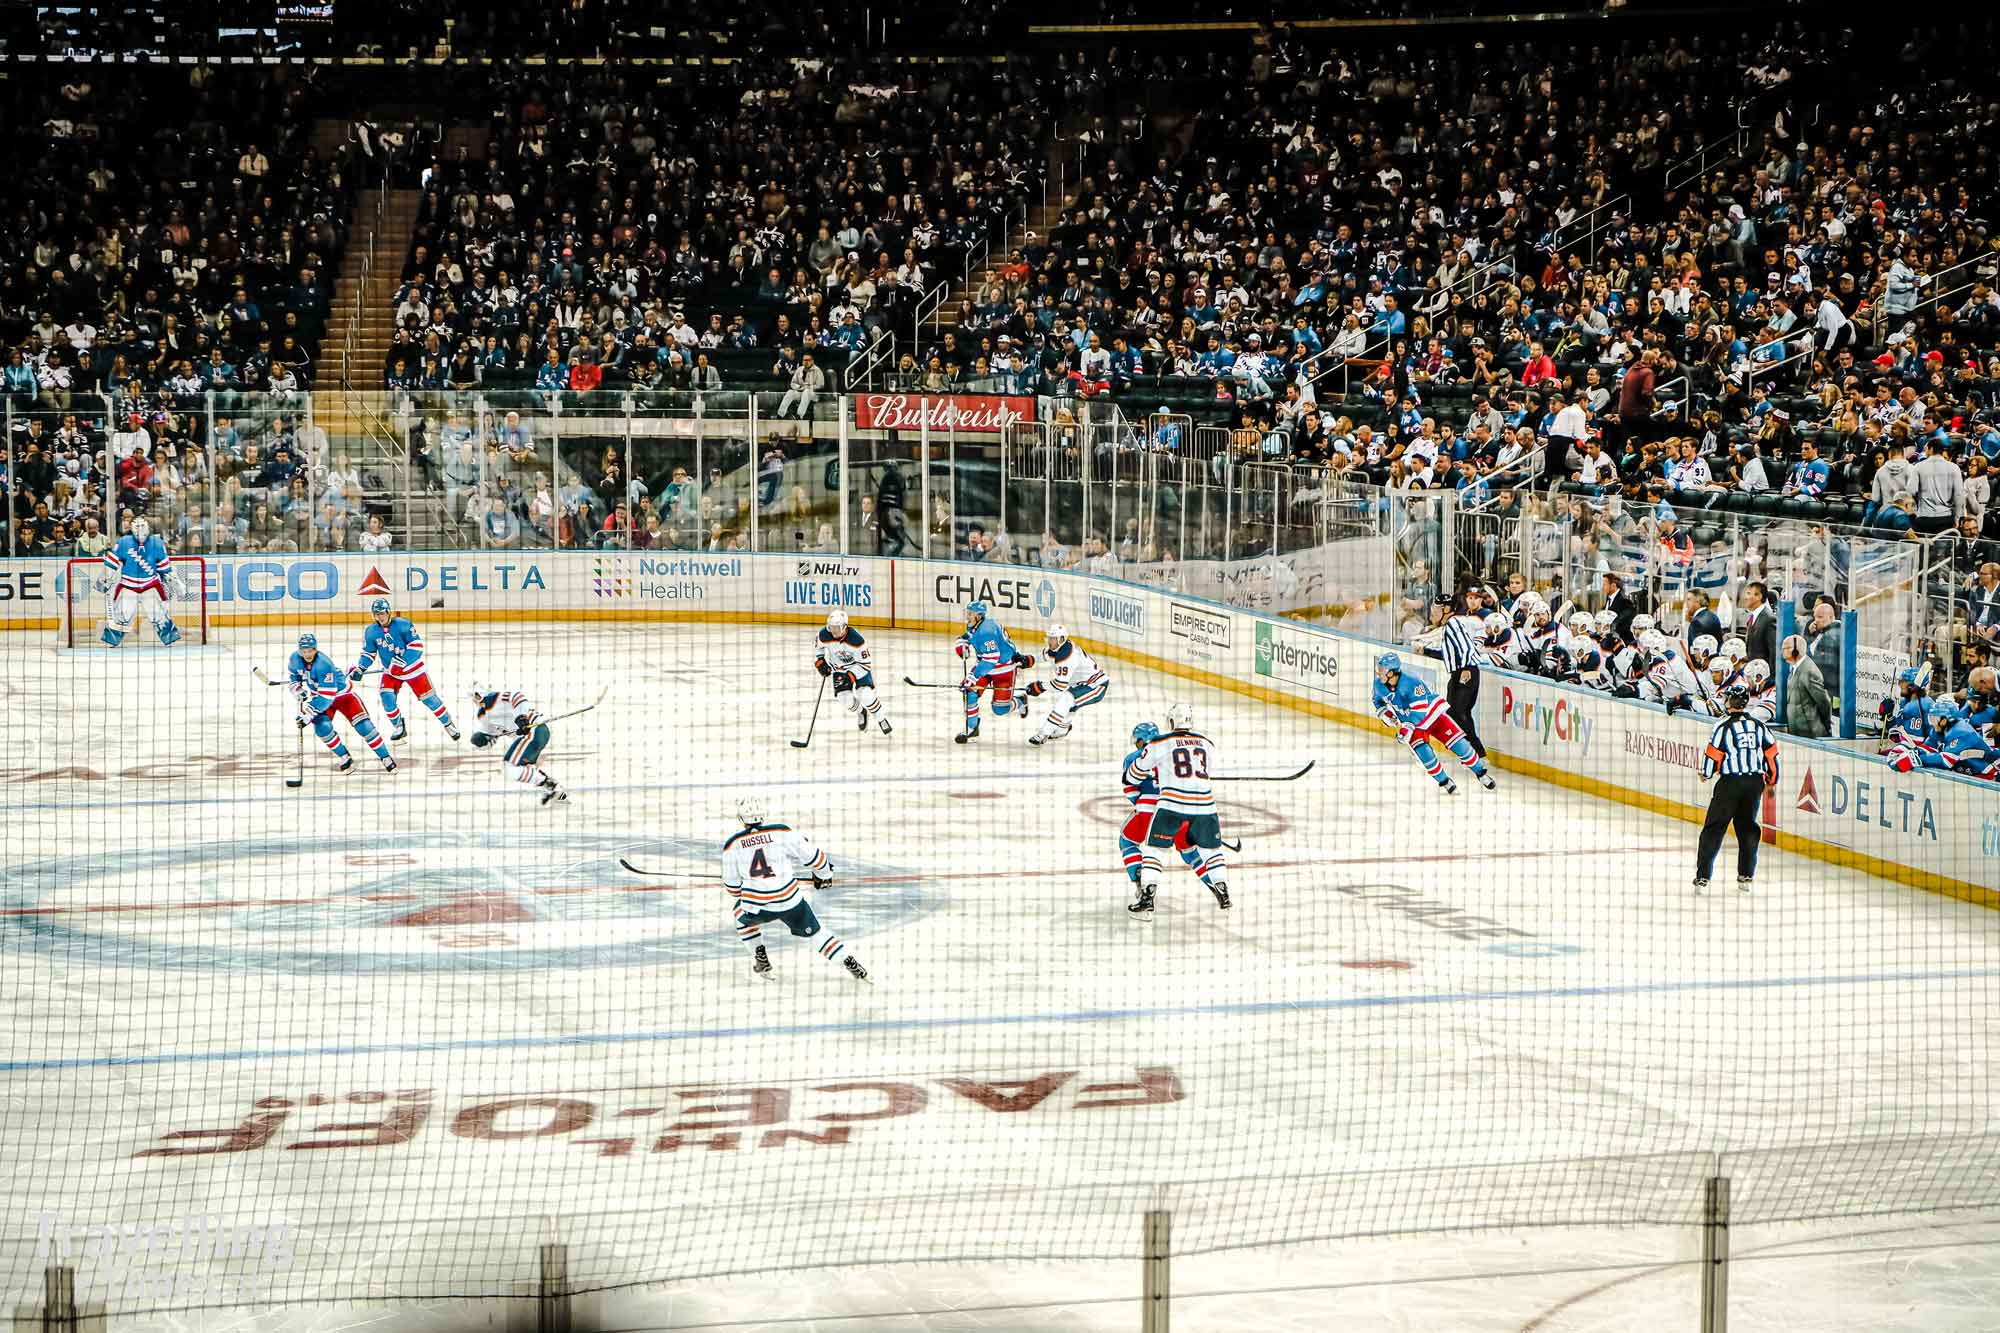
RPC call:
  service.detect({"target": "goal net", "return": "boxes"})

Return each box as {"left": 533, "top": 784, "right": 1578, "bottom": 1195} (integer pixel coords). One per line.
{"left": 61, "top": 556, "right": 212, "bottom": 648}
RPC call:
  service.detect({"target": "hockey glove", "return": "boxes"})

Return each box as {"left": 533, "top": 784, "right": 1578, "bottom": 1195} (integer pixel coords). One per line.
{"left": 1013, "top": 652, "right": 1036, "bottom": 669}
{"left": 1024, "top": 681, "right": 1045, "bottom": 697}
{"left": 1666, "top": 695, "right": 1691, "bottom": 716}
{"left": 94, "top": 576, "right": 111, "bottom": 595}
{"left": 814, "top": 657, "right": 831, "bottom": 678}
{"left": 1613, "top": 684, "right": 1639, "bottom": 699}
{"left": 812, "top": 875, "right": 833, "bottom": 892}
{"left": 470, "top": 732, "right": 492, "bottom": 749}
{"left": 516, "top": 717, "right": 533, "bottom": 734}
{"left": 347, "top": 665, "right": 364, "bottom": 683}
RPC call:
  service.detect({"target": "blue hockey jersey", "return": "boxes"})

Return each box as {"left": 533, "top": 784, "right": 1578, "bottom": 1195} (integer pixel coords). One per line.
{"left": 1372, "top": 671, "right": 1450, "bottom": 731}
{"left": 963, "top": 617, "right": 1019, "bottom": 682}
{"left": 101, "top": 533, "right": 172, "bottom": 588}
{"left": 355, "top": 616, "right": 428, "bottom": 675}
{"left": 287, "top": 650, "right": 351, "bottom": 716}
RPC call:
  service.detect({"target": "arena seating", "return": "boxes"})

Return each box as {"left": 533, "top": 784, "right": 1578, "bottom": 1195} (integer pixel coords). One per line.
{"left": 1, "top": 67, "right": 353, "bottom": 558}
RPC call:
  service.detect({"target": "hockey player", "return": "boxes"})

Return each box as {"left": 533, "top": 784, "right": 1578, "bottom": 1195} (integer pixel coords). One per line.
{"left": 722, "top": 799, "right": 871, "bottom": 982}
{"left": 1597, "top": 610, "right": 1639, "bottom": 687}
{"left": 466, "top": 683, "right": 567, "bottom": 805}
{"left": 352, "top": 598, "right": 460, "bottom": 742}
{"left": 1481, "top": 612, "right": 1527, "bottom": 670}
{"left": 1124, "top": 702, "right": 1230, "bottom": 916}
{"left": 94, "top": 517, "right": 185, "bottom": 647}
{"left": 1883, "top": 666, "right": 1948, "bottom": 750}
{"left": 814, "top": 609, "right": 891, "bottom": 735}
{"left": 953, "top": 600, "right": 1030, "bottom": 744}
{"left": 1887, "top": 705, "right": 1994, "bottom": 778}
{"left": 1740, "top": 659, "right": 1778, "bottom": 722}
{"left": 288, "top": 633, "right": 396, "bottom": 774}
{"left": 1640, "top": 630, "right": 1705, "bottom": 709}
{"left": 1373, "top": 652, "right": 1496, "bottom": 795}
{"left": 1699, "top": 650, "right": 1744, "bottom": 716}
{"left": 1117, "top": 722, "right": 1220, "bottom": 889}
{"left": 1025, "top": 624, "right": 1109, "bottom": 747}
{"left": 1564, "top": 612, "right": 1610, "bottom": 691}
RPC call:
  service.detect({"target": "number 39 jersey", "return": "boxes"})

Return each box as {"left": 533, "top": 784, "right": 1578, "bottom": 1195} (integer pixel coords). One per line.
{"left": 720, "top": 822, "right": 831, "bottom": 914}
{"left": 1130, "top": 729, "right": 1217, "bottom": 817}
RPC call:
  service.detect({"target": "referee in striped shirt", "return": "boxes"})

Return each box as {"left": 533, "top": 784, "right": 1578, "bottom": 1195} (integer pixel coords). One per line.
{"left": 1441, "top": 594, "right": 1488, "bottom": 760}
{"left": 1694, "top": 686, "right": 1779, "bottom": 893}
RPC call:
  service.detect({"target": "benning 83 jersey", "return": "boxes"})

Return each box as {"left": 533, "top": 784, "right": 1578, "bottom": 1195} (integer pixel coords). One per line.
{"left": 1131, "top": 729, "right": 1217, "bottom": 816}
{"left": 720, "top": 823, "right": 830, "bottom": 915}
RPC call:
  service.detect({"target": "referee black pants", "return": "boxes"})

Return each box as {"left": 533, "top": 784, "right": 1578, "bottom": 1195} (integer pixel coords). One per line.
{"left": 1447, "top": 667, "right": 1485, "bottom": 758}
{"left": 1696, "top": 774, "right": 1764, "bottom": 880}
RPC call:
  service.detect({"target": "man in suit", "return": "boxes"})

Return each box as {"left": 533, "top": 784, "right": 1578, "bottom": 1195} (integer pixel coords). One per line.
{"left": 1782, "top": 634, "right": 1831, "bottom": 737}
{"left": 1601, "top": 571, "right": 1637, "bottom": 643}
{"left": 1740, "top": 580, "right": 1777, "bottom": 669}
{"left": 1682, "top": 588, "right": 1724, "bottom": 650}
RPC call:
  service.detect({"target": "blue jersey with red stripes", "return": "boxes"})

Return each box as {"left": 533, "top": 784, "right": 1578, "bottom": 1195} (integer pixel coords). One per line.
{"left": 1371, "top": 671, "right": 1450, "bottom": 730}
{"left": 287, "top": 650, "right": 352, "bottom": 716}
{"left": 101, "top": 532, "right": 172, "bottom": 590}
{"left": 1121, "top": 747, "right": 1160, "bottom": 807}
{"left": 356, "top": 616, "right": 427, "bottom": 675}
{"left": 964, "top": 616, "right": 1019, "bottom": 681}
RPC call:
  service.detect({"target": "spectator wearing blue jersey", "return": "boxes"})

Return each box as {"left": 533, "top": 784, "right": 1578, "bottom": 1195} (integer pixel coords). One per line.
{"left": 1783, "top": 439, "right": 1830, "bottom": 498}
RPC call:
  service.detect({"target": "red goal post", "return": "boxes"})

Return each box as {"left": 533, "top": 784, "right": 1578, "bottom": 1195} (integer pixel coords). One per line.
{"left": 62, "top": 556, "right": 212, "bottom": 647}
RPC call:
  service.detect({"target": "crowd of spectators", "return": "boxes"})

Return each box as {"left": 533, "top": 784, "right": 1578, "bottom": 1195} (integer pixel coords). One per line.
{"left": 377, "top": 60, "right": 1047, "bottom": 401}
{"left": 0, "top": 66, "right": 356, "bottom": 557}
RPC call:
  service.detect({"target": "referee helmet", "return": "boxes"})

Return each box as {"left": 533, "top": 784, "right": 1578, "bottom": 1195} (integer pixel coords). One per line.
{"left": 1722, "top": 685, "right": 1750, "bottom": 712}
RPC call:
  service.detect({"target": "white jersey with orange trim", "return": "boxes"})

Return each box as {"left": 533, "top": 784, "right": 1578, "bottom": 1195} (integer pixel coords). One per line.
{"left": 720, "top": 822, "right": 830, "bottom": 916}
{"left": 1130, "top": 728, "right": 1218, "bottom": 817}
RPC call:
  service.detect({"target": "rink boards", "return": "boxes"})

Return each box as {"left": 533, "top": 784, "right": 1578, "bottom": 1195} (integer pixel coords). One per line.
{"left": 9, "top": 550, "right": 1996, "bottom": 902}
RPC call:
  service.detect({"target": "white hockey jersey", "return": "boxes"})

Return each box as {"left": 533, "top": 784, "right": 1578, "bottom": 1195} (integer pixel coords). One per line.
{"left": 1131, "top": 729, "right": 1218, "bottom": 816}
{"left": 470, "top": 688, "right": 541, "bottom": 740}
{"left": 815, "top": 627, "right": 874, "bottom": 681}
{"left": 720, "top": 822, "right": 830, "bottom": 915}
{"left": 1045, "top": 638, "right": 1106, "bottom": 691}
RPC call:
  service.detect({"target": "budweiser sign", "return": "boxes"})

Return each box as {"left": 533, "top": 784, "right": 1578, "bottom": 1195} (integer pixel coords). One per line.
{"left": 853, "top": 394, "right": 1035, "bottom": 434}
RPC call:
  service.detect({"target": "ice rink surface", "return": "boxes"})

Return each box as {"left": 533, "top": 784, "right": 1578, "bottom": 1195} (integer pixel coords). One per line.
{"left": 4, "top": 622, "right": 1998, "bottom": 1330}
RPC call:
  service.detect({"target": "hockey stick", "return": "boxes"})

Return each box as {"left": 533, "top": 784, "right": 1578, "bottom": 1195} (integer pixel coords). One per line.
{"left": 1212, "top": 761, "right": 1316, "bottom": 782}
{"left": 790, "top": 676, "right": 828, "bottom": 749}
{"left": 539, "top": 687, "right": 608, "bottom": 726}
{"left": 253, "top": 668, "right": 307, "bottom": 787}
{"left": 618, "top": 858, "right": 670, "bottom": 877}
{"left": 902, "top": 676, "right": 962, "bottom": 689}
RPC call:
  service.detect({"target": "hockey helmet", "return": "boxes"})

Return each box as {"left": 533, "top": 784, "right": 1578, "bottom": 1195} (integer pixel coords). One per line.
{"left": 1166, "top": 701, "right": 1195, "bottom": 731}
{"left": 1132, "top": 721, "right": 1161, "bottom": 747}
{"left": 826, "top": 608, "right": 849, "bottom": 634}
{"left": 1640, "top": 629, "right": 1669, "bottom": 656}
{"left": 965, "top": 600, "right": 989, "bottom": 627}
{"left": 1593, "top": 610, "right": 1619, "bottom": 634}
{"left": 1375, "top": 652, "right": 1402, "bottom": 681}
{"left": 296, "top": 633, "right": 318, "bottom": 652}
{"left": 1631, "top": 613, "right": 1657, "bottom": 638}
{"left": 1720, "top": 636, "right": 1747, "bottom": 663}
{"left": 1743, "top": 659, "right": 1771, "bottom": 687}
{"left": 370, "top": 597, "right": 393, "bottom": 619}
{"left": 1482, "top": 612, "right": 1511, "bottom": 640}
{"left": 736, "top": 797, "right": 765, "bottom": 828}
{"left": 1690, "top": 634, "right": 1718, "bottom": 664}
{"left": 1046, "top": 623, "right": 1069, "bottom": 650}
{"left": 1569, "top": 612, "right": 1595, "bottom": 635}
{"left": 130, "top": 517, "right": 151, "bottom": 540}
{"left": 1722, "top": 685, "right": 1750, "bottom": 712}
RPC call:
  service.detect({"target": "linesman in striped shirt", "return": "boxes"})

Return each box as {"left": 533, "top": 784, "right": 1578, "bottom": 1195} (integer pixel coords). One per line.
{"left": 1694, "top": 686, "right": 1780, "bottom": 894}
{"left": 1440, "top": 594, "right": 1489, "bottom": 760}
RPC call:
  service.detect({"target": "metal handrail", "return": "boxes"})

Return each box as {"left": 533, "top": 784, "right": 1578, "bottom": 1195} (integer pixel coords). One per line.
{"left": 1550, "top": 192, "right": 1629, "bottom": 255}
{"left": 845, "top": 330, "right": 897, "bottom": 392}
{"left": 1651, "top": 375, "right": 1690, "bottom": 418}
{"left": 1664, "top": 126, "right": 1751, "bottom": 194}
{"left": 1745, "top": 342, "right": 1816, "bottom": 394}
